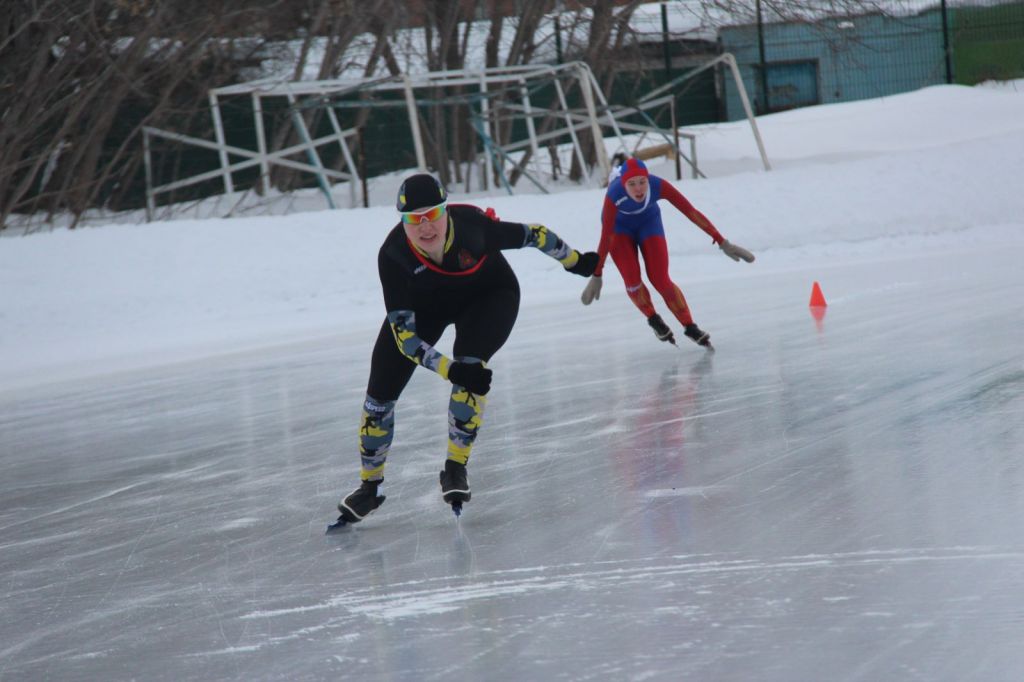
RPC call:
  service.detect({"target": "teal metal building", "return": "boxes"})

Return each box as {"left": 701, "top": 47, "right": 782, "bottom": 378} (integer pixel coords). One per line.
{"left": 719, "top": 8, "right": 950, "bottom": 120}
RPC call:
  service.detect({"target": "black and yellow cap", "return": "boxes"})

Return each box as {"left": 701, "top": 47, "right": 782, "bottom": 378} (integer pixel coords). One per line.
{"left": 396, "top": 173, "right": 447, "bottom": 212}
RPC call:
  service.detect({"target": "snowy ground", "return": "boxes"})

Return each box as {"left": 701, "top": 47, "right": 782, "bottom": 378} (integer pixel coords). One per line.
{"left": 2, "top": 83, "right": 1023, "bottom": 680}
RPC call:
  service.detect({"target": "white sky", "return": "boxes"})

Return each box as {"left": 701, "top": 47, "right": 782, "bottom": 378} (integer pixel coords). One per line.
{"left": 1, "top": 80, "right": 1022, "bottom": 392}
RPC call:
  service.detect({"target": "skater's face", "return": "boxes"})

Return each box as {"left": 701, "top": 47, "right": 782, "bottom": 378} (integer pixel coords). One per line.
{"left": 625, "top": 175, "right": 649, "bottom": 202}
{"left": 402, "top": 203, "right": 448, "bottom": 256}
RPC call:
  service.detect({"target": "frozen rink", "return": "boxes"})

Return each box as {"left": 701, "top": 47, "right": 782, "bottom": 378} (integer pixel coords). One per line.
{"left": 2, "top": 241, "right": 1023, "bottom": 681}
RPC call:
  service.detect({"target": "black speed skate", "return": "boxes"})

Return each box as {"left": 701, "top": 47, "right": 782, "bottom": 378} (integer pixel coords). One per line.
{"left": 327, "top": 479, "right": 385, "bottom": 532}
{"left": 684, "top": 323, "right": 714, "bottom": 351}
{"left": 647, "top": 314, "right": 676, "bottom": 345}
{"left": 439, "top": 460, "right": 471, "bottom": 516}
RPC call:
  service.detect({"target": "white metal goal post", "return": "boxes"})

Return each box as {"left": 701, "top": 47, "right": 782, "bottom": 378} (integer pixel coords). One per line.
{"left": 142, "top": 56, "right": 768, "bottom": 219}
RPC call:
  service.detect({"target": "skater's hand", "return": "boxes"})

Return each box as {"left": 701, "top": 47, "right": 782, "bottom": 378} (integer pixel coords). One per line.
{"left": 720, "top": 239, "right": 755, "bottom": 263}
{"left": 448, "top": 361, "right": 492, "bottom": 395}
{"left": 566, "top": 250, "right": 599, "bottom": 277}
{"left": 581, "top": 275, "right": 602, "bottom": 305}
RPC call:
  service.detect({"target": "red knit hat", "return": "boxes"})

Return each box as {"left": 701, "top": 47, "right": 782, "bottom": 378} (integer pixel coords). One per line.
{"left": 619, "top": 158, "right": 649, "bottom": 185}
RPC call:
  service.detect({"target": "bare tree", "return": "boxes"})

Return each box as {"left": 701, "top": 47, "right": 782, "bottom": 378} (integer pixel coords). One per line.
{"left": 561, "top": 0, "right": 645, "bottom": 180}
{"left": 479, "top": 1, "right": 556, "bottom": 187}
{"left": 0, "top": 0, "right": 285, "bottom": 229}
{"left": 0, "top": 0, "right": 910, "bottom": 229}
{"left": 265, "top": 1, "right": 371, "bottom": 192}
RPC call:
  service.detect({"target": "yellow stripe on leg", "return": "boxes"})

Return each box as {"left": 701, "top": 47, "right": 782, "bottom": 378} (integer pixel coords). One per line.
{"left": 446, "top": 442, "right": 471, "bottom": 465}
{"left": 361, "top": 463, "right": 385, "bottom": 481}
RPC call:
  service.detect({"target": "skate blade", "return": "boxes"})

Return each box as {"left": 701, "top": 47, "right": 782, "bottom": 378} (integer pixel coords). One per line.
{"left": 325, "top": 516, "right": 351, "bottom": 533}
{"left": 677, "top": 339, "right": 713, "bottom": 352}
{"left": 443, "top": 490, "right": 468, "bottom": 516}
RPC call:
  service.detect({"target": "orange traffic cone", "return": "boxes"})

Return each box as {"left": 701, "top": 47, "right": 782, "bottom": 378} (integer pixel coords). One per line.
{"left": 809, "top": 281, "right": 827, "bottom": 329}
{"left": 809, "top": 281, "right": 827, "bottom": 308}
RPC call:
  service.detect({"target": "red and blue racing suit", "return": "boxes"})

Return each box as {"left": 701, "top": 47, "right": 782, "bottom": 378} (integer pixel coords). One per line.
{"left": 595, "top": 175, "right": 723, "bottom": 326}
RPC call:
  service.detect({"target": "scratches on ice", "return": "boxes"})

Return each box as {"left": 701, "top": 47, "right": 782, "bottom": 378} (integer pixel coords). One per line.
{"left": 241, "top": 546, "right": 1024, "bottom": 626}
{"left": 644, "top": 485, "right": 725, "bottom": 499}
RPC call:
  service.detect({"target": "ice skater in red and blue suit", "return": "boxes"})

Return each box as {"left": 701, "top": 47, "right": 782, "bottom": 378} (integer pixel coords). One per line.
{"left": 580, "top": 158, "right": 756, "bottom": 348}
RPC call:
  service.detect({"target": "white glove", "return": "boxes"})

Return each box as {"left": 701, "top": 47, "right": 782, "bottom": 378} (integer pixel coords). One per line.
{"left": 581, "top": 275, "right": 602, "bottom": 305}
{"left": 720, "top": 240, "right": 755, "bottom": 263}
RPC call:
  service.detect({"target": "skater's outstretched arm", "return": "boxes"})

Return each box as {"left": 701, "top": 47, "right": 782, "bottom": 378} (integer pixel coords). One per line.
{"left": 379, "top": 254, "right": 492, "bottom": 394}
{"left": 657, "top": 180, "right": 724, "bottom": 245}
{"left": 522, "top": 223, "right": 597, "bottom": 276}
{"left": 594, "top": 196, "right": 618, "bottom": 277}
{"left": 658, "top": 179, "right": 755, "bottom": 263}
{"left": 580, "top": 198, "right": 618, "bottom": 305}
{"left": 383, "top": 309, "right": 492, "bottom": 394}
{"left": 476, "top": 209, "right": 597, "bottom": 276}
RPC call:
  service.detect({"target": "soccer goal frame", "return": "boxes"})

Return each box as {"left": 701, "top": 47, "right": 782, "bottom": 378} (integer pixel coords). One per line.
{"left": 142, "top": 55, "right": 768, "bottom": 219}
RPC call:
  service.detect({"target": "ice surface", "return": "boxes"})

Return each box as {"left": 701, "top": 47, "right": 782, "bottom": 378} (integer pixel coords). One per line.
{"left": 3, "top": 80, "right": 1024, "bottom": 680}
{"left": 2, "top": 243, "right": 1022, "bottom": 681}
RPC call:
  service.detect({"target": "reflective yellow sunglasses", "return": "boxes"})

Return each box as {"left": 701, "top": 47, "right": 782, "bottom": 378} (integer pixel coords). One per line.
{"left": 401, "top": 202, "right": 447, "bottom": 224}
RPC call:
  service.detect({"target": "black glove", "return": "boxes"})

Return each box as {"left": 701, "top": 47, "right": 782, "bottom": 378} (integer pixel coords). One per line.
{"left": 567, "top": 251, "right": 599, "bottom": 277}
{"left": 448, "top": 361, "right": 492, "bottom": 395}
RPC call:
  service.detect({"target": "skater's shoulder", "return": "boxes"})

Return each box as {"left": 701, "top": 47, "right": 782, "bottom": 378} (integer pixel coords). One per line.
{"left": 447, "top": 203, "right": 495, "bottom": 225}
{"left": 605, "top": 179, "right": 627, "bottom": 203}
{"left": 379, "top": 223, "right": 406, "bottom": 250}
{"left": 379, "top": 224, "right": 415, "bottom": 266}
